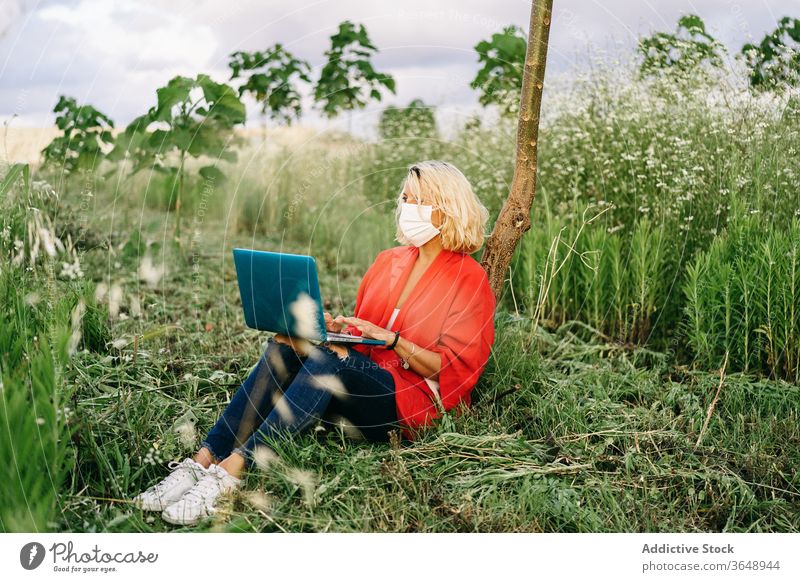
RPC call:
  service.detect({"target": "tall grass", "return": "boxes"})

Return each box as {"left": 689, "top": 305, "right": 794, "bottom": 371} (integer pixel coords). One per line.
{"left": 231, "top": 142, "right": 399, "bottom": 269}
{"left": 0, "top": 166, "right": 107, "bottom": 532}
{"left": 501, "top": 69, "right": 799, "bottom": 352}
{"left": 0, "top": 270, "right": 76, "bottom": 532}
{"left": 510, "top": 193, "right": 669, "bottom": 345}
{"left": 683, "top": 212, "right": 800, "bottom": 381}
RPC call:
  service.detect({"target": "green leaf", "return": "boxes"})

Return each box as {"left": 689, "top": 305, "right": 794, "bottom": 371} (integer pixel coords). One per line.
{"left": 199, "top": 165, "right": 226, "bottom": 183}
{"left": 41, "top": 96, "right": 116, "bottom": 173}
{"left": 153, "top": 76, "right": 193, "bottom": 120}
{"left": 314, "top": 21, "right": 393, "bottom": 118}
{"left": 197, "top": 74, "right": 226, "bottom": 104}
{"left": 211, "top": 89, "right": 246, "bottom": 125}
{"left": 0, "top": 163, "right": 29, "bottom": 198}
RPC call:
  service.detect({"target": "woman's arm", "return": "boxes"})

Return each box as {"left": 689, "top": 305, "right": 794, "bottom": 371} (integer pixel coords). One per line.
{"left": 394, "top": 336, "right": 441, "bottom": 381}
{"left": 427, "top": 268, "right": 496, "bottom": 410}
{"left": 332, "top": 316, "right": 441, "bottom": 381}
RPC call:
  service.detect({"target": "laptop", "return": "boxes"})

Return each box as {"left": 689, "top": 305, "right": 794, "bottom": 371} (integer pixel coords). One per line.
{"left": 232, "top": 248, "right": 386, "bottom": 345}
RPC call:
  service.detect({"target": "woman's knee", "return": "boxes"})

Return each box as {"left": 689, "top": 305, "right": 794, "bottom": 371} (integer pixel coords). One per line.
{"left": 298, "top": 344, "right": 348, "bottom": 372}
{"left": 264, "top": 336, "right": 294, "bottom": 360}
{"left": 262, "top": 338, "right": 305, "bottom": 383}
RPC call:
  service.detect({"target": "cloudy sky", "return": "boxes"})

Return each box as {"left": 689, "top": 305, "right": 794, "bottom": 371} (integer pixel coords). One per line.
{"left": 1, "top": 0, "right": 797, "bottom": 135}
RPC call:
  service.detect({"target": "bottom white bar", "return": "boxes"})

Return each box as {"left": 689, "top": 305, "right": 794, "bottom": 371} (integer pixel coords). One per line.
{"left": 2, "top": 533, "right": 798, "bottom": 581}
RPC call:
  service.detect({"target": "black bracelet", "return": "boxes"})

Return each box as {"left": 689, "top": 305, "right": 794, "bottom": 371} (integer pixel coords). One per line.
{"left": 387, "top": 331, "right": 400, "bottom": 350}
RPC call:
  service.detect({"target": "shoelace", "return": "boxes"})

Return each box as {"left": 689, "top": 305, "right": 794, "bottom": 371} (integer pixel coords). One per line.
{"left": 146, "top": 460, "right": 196, "bottom": 494}
{"left": 181, "top": 470, "right": 227, "bottom": 506}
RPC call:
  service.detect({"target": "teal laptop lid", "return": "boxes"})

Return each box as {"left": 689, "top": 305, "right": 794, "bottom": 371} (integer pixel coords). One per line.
{"left": 232, "top": 248, "right": 385, "bottom": 345}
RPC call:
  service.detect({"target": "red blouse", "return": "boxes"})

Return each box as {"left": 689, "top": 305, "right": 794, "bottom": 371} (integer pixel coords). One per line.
{"left": 343, "top": 245, "right": 496, "bottom": 440}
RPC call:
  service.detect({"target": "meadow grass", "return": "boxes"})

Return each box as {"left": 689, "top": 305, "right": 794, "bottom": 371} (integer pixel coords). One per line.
{"left": 96, "top": 66, "right": 800, "bottom": 360}
{"left": 2, "top": 183, "right": 797, "bottom": 532}
{"left": 683, "top": 211, "right": 800, "bottom": 381}
{"left": 2, "top": 63, "right": 799, "bottom": 532}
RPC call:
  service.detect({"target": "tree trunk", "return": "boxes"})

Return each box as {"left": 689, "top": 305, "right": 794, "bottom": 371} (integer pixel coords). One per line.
{"left": 480, "top": 0, "right": 553, "bottom": 301}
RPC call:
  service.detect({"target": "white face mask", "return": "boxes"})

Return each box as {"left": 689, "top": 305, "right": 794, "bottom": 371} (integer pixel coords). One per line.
{"left": 398, "top": 202, "right": 441, "bottom": 247}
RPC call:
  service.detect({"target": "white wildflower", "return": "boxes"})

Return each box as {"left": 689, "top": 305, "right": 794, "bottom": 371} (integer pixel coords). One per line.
{"left": 108, "top": 283, "right": 123, "bottom": 319}
{"left": 305, "top": 344, "right": 328, "bottom": 362}
{"left": 252, "top": 445, "right": 280, "bottom": 471}
{"left": 143, "top": 446, "right": 163, "bottom": 466}
{"left": 129, "top": 294, "right": 142, "bottom": 318}
{"left": 284, "top": 467, "right": 318, "bottom": 507}
{"left": 68, "top": 299, "right": 86, "bottom": 357}
{"left": 38, "top": 226, "right": 57, "bottom": 257}
{"left": 110, "top": 337, "right": 129, "bottom": 350}
{"left": 60, "top": 256, "right": 83, "bottom": 280}
{"left": 175, "top": 421, "right": 197, "bottom": 448}
{"left": 138, "top": 255, "right": 165, "bottom": 287}
{"left": 267, "top": 344, "right": 289, "bottom": 379}
{"left": 94, "top": 282, "right": 108, "bottom": 303}
{"left": 28, "top": 219, "right": 39, "bottom": 265}
{"left": 244, "top": 490, "right": 274, "bottom": 512}
{"left": 329, "top": 414, "right": 365, "bottom": 441}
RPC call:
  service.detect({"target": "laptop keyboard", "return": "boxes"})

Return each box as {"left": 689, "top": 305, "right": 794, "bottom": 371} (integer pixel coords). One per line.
{"left": 325, "top": 332, "right": 368, "bottom": 343}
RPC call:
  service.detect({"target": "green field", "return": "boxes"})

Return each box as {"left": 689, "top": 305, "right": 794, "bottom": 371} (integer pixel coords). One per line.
{"left": 2, "top": 64, "right": 799, "bottom": 532}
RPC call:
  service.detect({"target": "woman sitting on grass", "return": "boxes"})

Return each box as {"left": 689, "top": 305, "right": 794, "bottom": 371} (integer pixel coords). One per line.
{"left": 133, "top": 160, "right": 497, "bottom": 525}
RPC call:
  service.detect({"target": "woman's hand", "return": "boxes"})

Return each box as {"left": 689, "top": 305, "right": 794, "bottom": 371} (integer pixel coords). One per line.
{"left": 324, "top": 311, "right": 345, "bottom": 332}
{"left": 334, "top": 316, "right": 395, "bottom": 344}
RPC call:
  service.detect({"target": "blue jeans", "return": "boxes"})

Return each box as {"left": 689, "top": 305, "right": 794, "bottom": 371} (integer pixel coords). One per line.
{"left": 200, "top": 337, "right": 402, "bottom": 469}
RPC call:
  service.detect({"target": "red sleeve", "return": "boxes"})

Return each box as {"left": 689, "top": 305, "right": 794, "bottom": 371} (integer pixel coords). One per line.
{"left": 429, "top": 265, "right": 496, "bottom": 411}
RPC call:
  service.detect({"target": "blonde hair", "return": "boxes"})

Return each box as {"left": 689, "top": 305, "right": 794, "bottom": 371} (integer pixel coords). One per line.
{"left": 394, "top": 160, "right": 490, "bottom": 254}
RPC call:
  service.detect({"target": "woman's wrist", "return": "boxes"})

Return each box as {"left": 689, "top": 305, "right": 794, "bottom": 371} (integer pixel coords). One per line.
{"left": 393, "top": 337, "right": 439, "bottom": 380}
{"left": 395, "top": 336, "right": 416, "bottom": 362}
{"left": 386, "top": 331, "right": 400, "bottom": 350}
{"left": 381, "top": 328, "right": 397, "bottom": 344}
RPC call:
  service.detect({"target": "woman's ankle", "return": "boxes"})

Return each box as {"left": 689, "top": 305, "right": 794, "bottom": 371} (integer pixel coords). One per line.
{"left": 193, "top": 447, "right": 216, "bottom": 468}
{"left": 218, "top": 452, "right": 246, "bottom": 479}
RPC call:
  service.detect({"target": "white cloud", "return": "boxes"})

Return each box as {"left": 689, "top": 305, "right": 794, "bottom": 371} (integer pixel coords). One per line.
{"left": 0, "top": 0, "right": 36, "bottom": 39}
{"left": 38, "top": 0, "right": 218, "bottom": 71}
{"left": 1, "top": 0, "right": 797, "bottom": 130}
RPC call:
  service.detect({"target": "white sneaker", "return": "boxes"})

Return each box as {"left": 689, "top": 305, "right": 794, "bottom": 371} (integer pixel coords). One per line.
{"left": 161, "top": 464, "right": 242, "bottom": 526}
{"left": 132, "top": 458, "right": 208, "bottom": 512}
